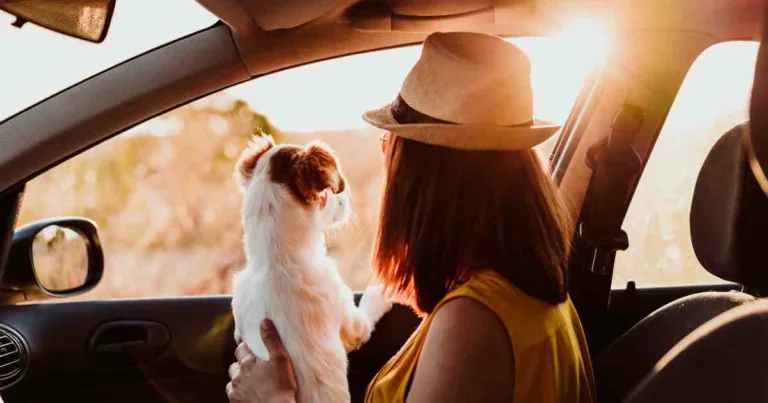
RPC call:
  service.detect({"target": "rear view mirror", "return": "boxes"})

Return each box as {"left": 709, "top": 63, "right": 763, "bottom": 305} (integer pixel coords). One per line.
{"left": 0, "top": 0, "right": 116, "bottom": 43}
{"left": 5, "top": 217, "right": 104, "bottom": 297}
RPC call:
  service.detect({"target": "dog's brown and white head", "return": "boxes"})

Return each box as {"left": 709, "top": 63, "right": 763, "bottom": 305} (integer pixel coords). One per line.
{"left": 235, "top": 136, "right": 351, "bottom": 232}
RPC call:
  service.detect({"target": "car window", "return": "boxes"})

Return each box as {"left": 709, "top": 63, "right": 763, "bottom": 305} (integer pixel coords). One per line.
{"left": 17, "top": 37, "right": 600, "bottom": 299}
{"left": 612, "top": 41, "right": 758, "bottom": 289}
{"left": 0, "top": 1, "right": 216, "bottom": 122}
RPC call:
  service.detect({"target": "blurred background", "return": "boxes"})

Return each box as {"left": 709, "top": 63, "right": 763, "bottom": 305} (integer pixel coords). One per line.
{"left": 18, "top": 94, "right": 388, "bottom": 297}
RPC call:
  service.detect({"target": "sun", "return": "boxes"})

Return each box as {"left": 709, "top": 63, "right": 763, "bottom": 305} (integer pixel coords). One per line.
{"left": 556, "top": 17, "right": 614, "bottom": 66}
{"left": 507, "top": 16, "right": 613, "bottom": 124}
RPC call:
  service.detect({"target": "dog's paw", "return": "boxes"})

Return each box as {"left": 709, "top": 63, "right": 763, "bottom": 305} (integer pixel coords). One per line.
{"left": 359, "top": 284, "right": 393, "bottom": 325}
{"left": 233, "top": 326, "right": 242, "bottom": 344}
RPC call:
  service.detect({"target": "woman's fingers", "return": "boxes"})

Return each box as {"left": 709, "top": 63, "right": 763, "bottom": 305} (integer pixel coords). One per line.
{"left": 232, "top": 320, "right": 286, "bottom": 365}
{"left": 226, "top": 322, "right": 298, "bottom": 401}
{"left": 235, "top": 342, "right": 254, "bottom": 364}
{"left": 261, "top": 319, "right": 287, "bottom": 359}
{"left": 228, "top": 362, "right": 240, "bottom": 379}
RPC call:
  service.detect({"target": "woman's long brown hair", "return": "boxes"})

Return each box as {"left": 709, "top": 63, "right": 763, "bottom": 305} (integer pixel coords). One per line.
{"left": 374, "top": 135, "right": 573, "bottom": 314}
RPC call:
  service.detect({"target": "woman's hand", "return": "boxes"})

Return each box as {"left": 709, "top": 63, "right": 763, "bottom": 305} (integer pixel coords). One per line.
{"left": 226, "top": 319, "right": 298, "bottom": 403}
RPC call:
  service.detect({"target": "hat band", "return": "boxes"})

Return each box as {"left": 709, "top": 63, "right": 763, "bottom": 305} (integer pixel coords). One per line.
{"left": 391, "top": 95, "right": 533, "bottom": 127}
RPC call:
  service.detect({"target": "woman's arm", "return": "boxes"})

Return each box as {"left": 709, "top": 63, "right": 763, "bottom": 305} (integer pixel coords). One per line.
{"left": 406, "top": 297, "right": 515, "bottom": 403}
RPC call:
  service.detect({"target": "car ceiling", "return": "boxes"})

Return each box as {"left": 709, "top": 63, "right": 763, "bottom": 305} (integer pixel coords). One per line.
{"left": 196, "top": 0, "right": 767, "bottom": 39}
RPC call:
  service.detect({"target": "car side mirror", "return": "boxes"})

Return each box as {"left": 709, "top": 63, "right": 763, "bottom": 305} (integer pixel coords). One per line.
{"left": 5, "top": 217, "right": 104, "bottom": 297}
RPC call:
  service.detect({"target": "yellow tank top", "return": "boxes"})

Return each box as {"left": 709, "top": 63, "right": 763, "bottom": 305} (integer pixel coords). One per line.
{"left": 365, "top": 270, "right": 596, "bottom": 403}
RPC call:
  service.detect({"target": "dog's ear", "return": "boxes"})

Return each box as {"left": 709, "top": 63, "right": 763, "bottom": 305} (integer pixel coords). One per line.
{"left": 235, "top": 136, "right": 274, "bottom": 191}
{"left": 292, "top": 141, "right": 346, "bottom": 204}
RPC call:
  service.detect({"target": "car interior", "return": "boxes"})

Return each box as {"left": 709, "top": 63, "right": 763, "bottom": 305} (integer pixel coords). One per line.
{"left": 595, "top": 120, "right": 768, "bottom": 402}
{"left": 1, "top": 0, "right": 768, "bottom": 402}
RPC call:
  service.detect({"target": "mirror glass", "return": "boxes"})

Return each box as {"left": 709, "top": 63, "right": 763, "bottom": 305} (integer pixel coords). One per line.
{"left": 32, "top": 225, "right": 88, "bottom": 292}
{"left": 0, "top": 0, "right": 115, "bottom": 43}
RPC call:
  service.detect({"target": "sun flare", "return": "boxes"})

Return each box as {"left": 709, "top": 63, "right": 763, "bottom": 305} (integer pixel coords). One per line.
{"left": 556, "top": 17, "right": 613, "bottom": 66}
{"left": 506, "top": 16, "right": 613, "bottom": 124}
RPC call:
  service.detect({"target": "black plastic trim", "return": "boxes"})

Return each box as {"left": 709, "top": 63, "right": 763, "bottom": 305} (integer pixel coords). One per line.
{"left": 0, "top": 322, "right": 30, "bottom": 391}
{"left": 0, "top": 186, "right": 24, "bottom": 286}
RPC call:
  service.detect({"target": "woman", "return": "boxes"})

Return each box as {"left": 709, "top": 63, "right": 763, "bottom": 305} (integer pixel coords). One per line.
{"left": 227, "top": 31, "right": 596, "bottom": 403}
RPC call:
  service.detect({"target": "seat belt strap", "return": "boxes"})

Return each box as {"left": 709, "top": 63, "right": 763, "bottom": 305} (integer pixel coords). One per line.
{"left": 573, "top": 104, "right": 644, "bottom": 307}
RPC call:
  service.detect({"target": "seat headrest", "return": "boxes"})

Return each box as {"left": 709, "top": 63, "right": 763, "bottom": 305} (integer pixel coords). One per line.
{"left": 690, "top": 123, "right": 768, "bottom": 288}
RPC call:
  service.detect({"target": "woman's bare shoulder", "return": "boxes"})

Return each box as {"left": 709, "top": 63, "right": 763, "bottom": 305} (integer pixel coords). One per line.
{"left": 406, "top": 297, "right": 515, "bottom": 403}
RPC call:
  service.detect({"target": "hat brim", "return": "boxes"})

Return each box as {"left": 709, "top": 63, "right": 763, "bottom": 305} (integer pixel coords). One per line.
{"left": 363, "top": 104, "right": 561, "bottom": 151}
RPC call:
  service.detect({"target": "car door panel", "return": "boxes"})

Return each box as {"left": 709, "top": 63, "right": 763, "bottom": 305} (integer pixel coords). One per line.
{"left": 0, "top": 296, "right": 420, "bottom": 402}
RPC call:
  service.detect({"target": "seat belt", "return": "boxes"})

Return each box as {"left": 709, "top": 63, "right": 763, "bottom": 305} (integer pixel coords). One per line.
{"left": 570, "top": 104, "right": 644, "bottom": 311}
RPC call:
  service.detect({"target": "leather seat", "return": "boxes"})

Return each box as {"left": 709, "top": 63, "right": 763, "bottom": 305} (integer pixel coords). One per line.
{"left": 594, "top": 123, "right": 768, "bottom": 403}
{"left": 623, "top": 300, "right": 768, "bottom": 403}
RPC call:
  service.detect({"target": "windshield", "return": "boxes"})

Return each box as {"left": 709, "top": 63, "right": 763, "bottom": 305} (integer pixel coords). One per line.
{"left": 0, "top": 0, "right": 216, "bottom": 121}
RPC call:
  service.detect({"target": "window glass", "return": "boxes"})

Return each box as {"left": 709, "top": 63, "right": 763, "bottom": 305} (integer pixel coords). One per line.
{"left": 0, "top": 1, "right": 216, "bottom": 121}
{"left": 612, "top": 42, "right": 758, "bottom": 289}
{"left": 18, "top": 37, "right": 599, "bottom": 299}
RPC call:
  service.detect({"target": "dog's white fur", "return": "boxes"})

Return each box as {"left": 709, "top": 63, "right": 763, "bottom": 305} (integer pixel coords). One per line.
{"left": 232, "top": 138, "right": 392, "bottom": 403}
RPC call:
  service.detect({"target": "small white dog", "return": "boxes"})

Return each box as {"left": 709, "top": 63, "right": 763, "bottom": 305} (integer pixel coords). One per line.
{"left": 231, "top": 136, "right": 392, "bottom": 403}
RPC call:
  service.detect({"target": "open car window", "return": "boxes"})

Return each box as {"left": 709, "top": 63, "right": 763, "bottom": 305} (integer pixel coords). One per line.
{"left": 16, "top": 36, "right": 602, "bottom": 300}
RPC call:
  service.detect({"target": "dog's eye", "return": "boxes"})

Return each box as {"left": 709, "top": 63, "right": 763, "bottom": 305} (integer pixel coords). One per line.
{"left": 318, "top": 190, "right": 329, "bottom": 208}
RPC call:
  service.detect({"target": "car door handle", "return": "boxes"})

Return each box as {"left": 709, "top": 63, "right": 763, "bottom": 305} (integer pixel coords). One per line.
{"left": 88, "top": 320, "right": 169, "bottom": 367}
{"left": 93, "top": 339, "right": 147, "bottom": 353}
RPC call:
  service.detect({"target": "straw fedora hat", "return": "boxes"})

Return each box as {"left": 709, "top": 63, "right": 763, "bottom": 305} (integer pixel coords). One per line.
{"left": 363, "top": 32, "right": 560, "bottom": 150}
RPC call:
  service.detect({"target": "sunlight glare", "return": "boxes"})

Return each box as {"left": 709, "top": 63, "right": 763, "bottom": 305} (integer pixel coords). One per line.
{"left": 555, "top": 17, "right": 613, "bottom": 67}
{"left": 509, "top": 16, "right": 613, "bottom": 125}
